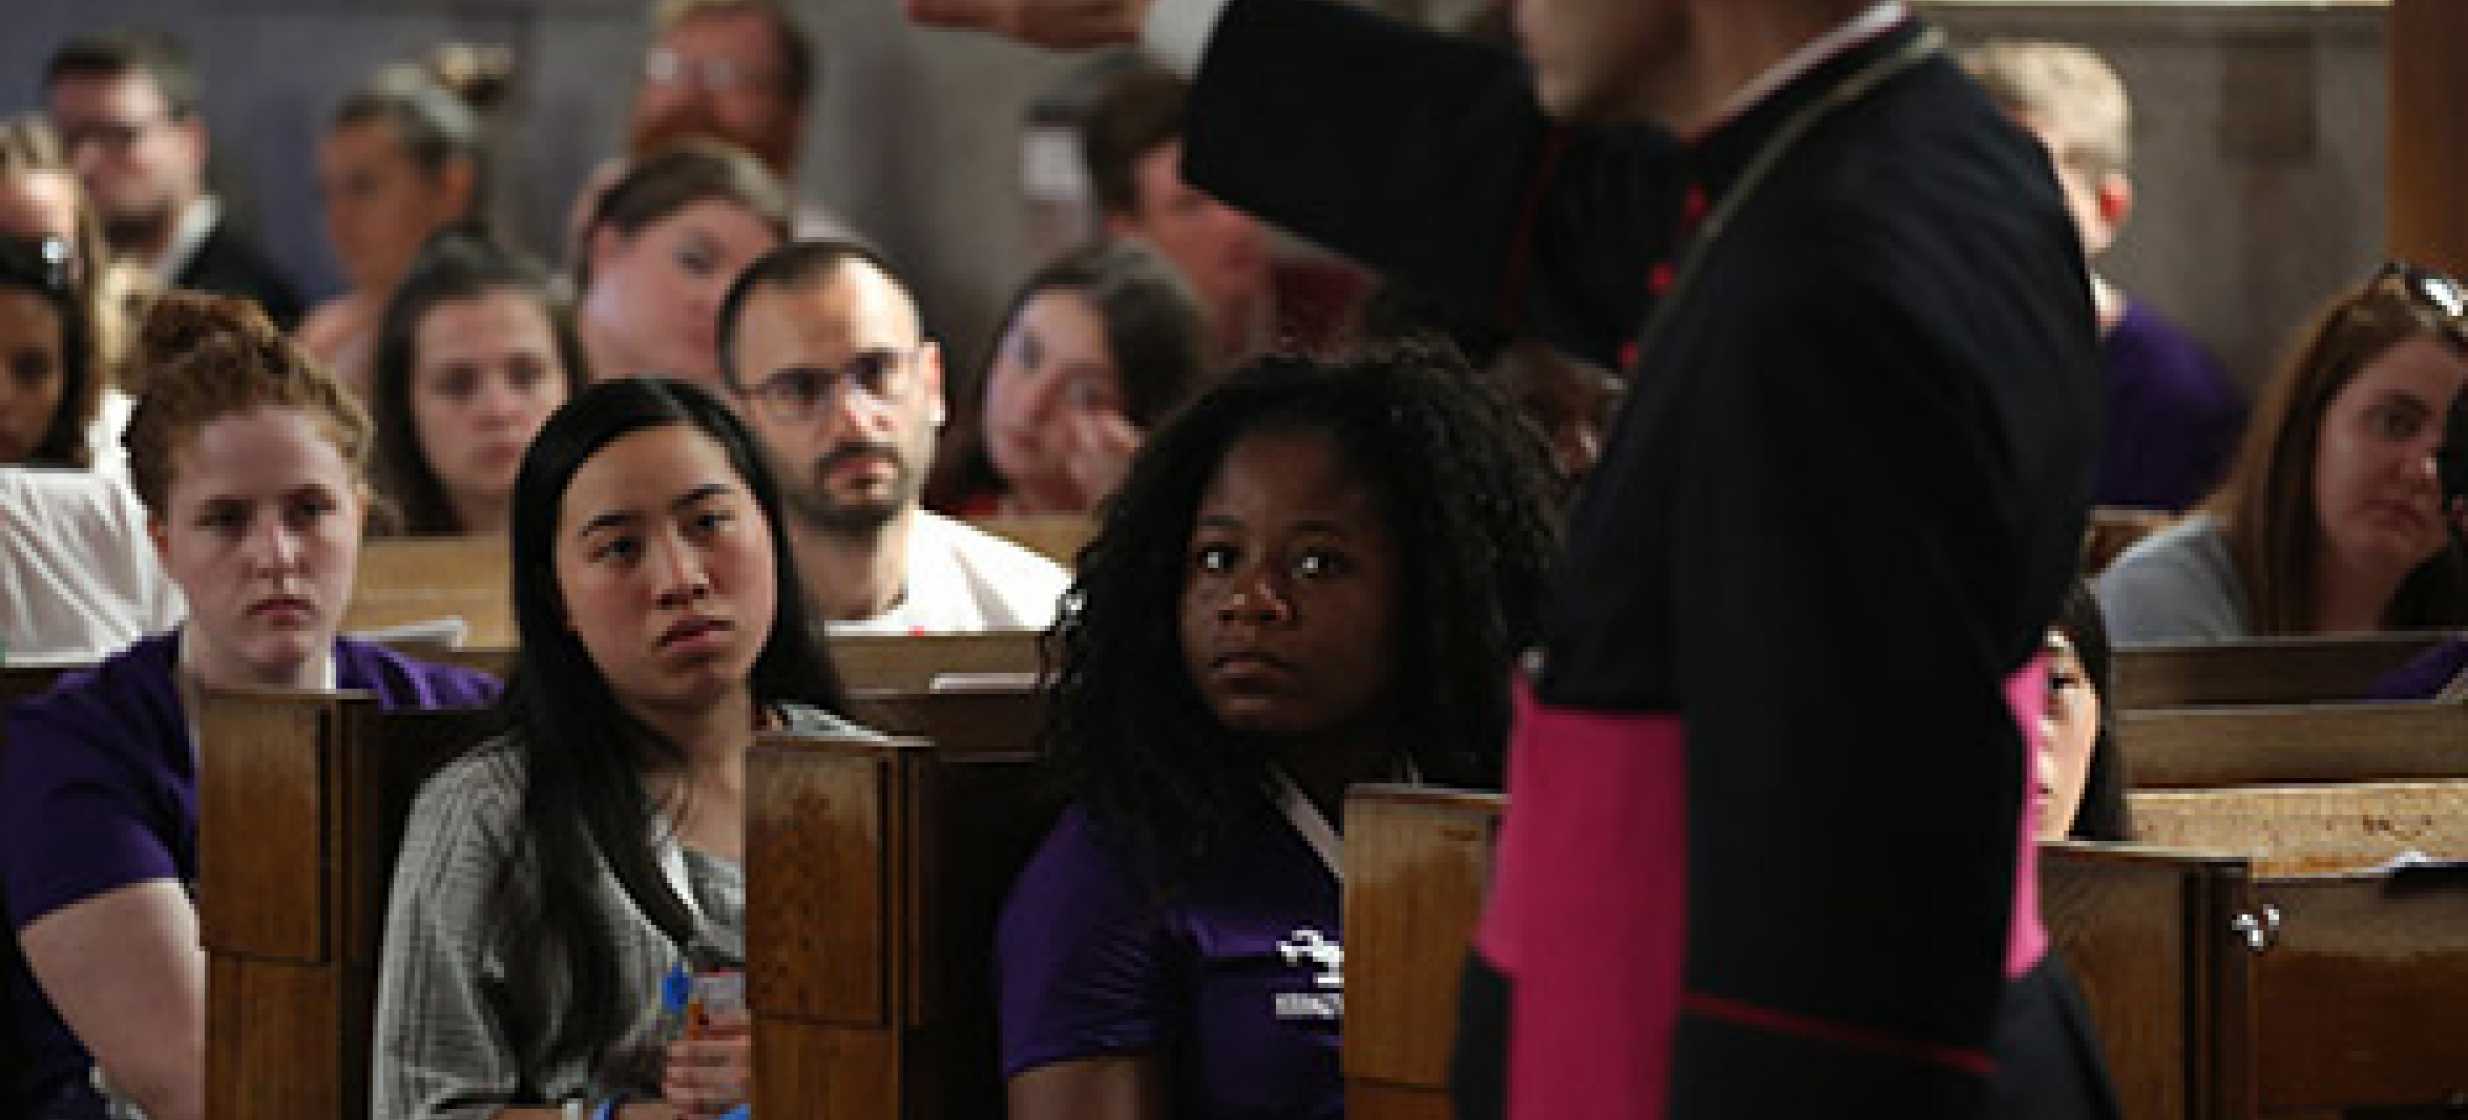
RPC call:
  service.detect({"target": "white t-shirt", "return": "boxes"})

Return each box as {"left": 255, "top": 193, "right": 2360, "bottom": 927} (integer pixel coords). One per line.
{"left": 85, "top": 387, "right": 134, "bottom": 483}
{"left": 827, "top": 511, "right": 1070, "bottom": 636}
{"left": 0, "top": 468, "right": 184, "bottom": 661}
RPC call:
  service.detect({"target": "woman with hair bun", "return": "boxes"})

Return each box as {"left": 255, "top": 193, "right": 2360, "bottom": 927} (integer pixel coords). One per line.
{"left": 0, "top": 293, "right": 500, "bottom": 1120}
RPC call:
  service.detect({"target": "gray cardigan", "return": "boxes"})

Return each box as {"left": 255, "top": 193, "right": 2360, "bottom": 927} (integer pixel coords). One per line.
{"left": 2095, "top": 514, "right": 2254, "bottom": 645}
{"left": 370, "top": 704, "right": 875, "bottom": 1120}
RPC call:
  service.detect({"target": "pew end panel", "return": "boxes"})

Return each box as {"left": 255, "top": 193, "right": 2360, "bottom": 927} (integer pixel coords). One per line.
{"left": 1341, "top": 785, "right": 1505, "bottom": 1120}
{"left": 195, "top": 689, "right": 499, "bottom": 1120}
{"left": 2040, "top": 842, "right": 2258, "bottom": 1120}
{"left": 746, "top": 731, "right": 1060, "bottom": 1119}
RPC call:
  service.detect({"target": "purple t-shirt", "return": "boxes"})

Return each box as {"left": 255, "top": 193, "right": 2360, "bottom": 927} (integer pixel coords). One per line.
{"left": 0, "top": 631, "right": 498, "bottom": 1119}
{"left": 998, "top": 804, "right": 1343, "bottom": 1120}
{"left": 2096, "top": 300, "right": 2246, "bottom": 512}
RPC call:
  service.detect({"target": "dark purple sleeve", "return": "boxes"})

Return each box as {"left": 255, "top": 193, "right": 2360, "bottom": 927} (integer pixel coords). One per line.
{"left": 995, "top": 807, "right": 1179, "bottom": 1079}
{"left": 0, "top": 703, "right": 182, "bottom": 930}
{"left": 2366, "top": 638, "right": 2468, "bottom": 702}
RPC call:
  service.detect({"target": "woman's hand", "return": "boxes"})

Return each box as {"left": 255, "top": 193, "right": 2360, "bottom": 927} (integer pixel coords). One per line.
{"left": 661, "top": 1009, "right": 753, "bottom": 1120}
{"left": 1063, "top": 408, "right": 1143, "bottom": 510}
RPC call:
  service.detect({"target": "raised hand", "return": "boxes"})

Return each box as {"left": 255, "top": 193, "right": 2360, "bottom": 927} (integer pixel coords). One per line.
{"left": 901, "top": 0, "right": 1153, "bottom": 49}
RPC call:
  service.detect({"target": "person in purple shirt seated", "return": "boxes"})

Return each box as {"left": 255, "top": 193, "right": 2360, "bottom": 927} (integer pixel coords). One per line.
{"left": 0, "top": 293, "right": 499, "bottom": 1120}
{"left": 997, "top": 345, "right": 1559, "bottom": 1120}
{"left": 1968, "top": 40, "right": 2246, "bottom": 512}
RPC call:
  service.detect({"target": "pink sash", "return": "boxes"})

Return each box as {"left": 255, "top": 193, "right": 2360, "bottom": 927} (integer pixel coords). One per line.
{"left": 1476, "top": 659, "right": 2049, "bottom": 1116}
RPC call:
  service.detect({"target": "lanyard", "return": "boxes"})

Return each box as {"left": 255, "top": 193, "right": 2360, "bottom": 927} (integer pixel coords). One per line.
{"left": 1636, "top": 28, "right": 1946, "bottom": 361}
{"left": 1271, "top": 768, "right": 1345, "bottom": 885}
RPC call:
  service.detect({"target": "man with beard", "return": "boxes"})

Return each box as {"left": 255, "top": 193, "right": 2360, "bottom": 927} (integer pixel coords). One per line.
{"left": 43, "top": 31, "right": 301, "bottom": 330}
{"left": 718, "top": 239, "right": 1069, "bottom": 632}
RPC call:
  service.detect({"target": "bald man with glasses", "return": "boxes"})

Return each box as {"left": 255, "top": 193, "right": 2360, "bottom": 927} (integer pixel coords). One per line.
{"left": 717, "top": 238, "right": 1069, "bottom": 632}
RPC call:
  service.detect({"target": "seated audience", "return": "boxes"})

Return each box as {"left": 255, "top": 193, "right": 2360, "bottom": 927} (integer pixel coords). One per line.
{"left": 927, "top": 240, "right": 1208, "bottom": 516}
{"left": 998, "top": 347, "right": 1559, "bottom": 1118}
{"left": 43, "top": 30, "right": 302, "bottom": 330}
{"left": 370, "top": 232, "right": 586, "bottom": 535}
{"left": 717, "top": 239, "right": 1069, "bottom": 630}
{"left": 0, "top": 293, "right": 499, "bottom": 1120}
{"left": 0, "top": 234, "right": 99, "bottom": 469}
{"left": 1, "top": 116, "right": 136, "bottom": 478}
{"left": 1966, "top": 40, "right": 2244, "bottom": 512}
{"left": 300, "top": 63, "right": 491, "bottom": 399}
{"left": 2100, "top": 264, "right": 2468, "bottom": 644}
{"left": 577, "top": 142, "right": 787, "bottom": 392}
{"left": 372, "top": 377, "right": 873, "bottom": 1119}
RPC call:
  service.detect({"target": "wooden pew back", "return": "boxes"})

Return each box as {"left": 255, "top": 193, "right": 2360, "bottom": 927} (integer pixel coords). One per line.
{"left": 343, "top": 537, "right": 513, "bottom": 648}
{"left": 2116, "top": 701, "right": 2468, "bottom": 788}
{"left": 194, "top": 689, "right": 498, "bottom": 1120}
{"left": 832, "top": 631, "right": 1046, "bottom": 694}
{"left": 2082, "top": 507, "right": 2178, "bottom": 575}
{"left": 746, "top": 732, "right": 1059, "bottom": 1119}
{"left": 2112, "top": 633, "right": 2447, "bottom": 710}
{"left": 1341, "top": 786, "right": 1504, "bottom": 1120}
{"left": 966, "top": 512, "right": 1094, "bottom": 568}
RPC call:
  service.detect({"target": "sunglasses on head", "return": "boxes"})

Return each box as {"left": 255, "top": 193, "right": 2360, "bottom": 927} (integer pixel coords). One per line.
{"left": 0, "top": 235, "right": 74, "bottom": 295}
{"left": 2374, "top": 260, "right": 2468, "bottom": 338}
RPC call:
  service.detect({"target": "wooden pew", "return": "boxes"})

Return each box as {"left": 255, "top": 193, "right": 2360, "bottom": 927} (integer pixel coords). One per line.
{"left": 967, "top": 512, "right": 1095, "bottom": 568}
{"left": 2112, "top": 633, "right": 2449, "bottom": 710}
{"left": 2117, "top": 701, "right": 2468, "bottom": 788}
{"left": 746, "top": 731, "right": 1059, "bottom": 1119}
{"left": 1342, "top": 785, "right": 1504, "bottom": 1120}
{"left": 1343, "top": 786, "right": 2468, "bottom": 1119}
{"left": 193, "top": 688, "right": 498, "bottom": 1120}
{"left": 342, "top": 537, "right": 514, "bottom": 648}
{"left": 833, "top": 631, "right": 1046, "bottom": 693}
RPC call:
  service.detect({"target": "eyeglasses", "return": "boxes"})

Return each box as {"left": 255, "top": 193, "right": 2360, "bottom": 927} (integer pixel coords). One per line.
{"left": 0, "top": 236, "right": 75, "bottom": 295}
{"left": 643, "top": 47, "right": 779, "bottom": 96}
{"left": 2374, "top": 260, "right": 2468, "bottom": 344}
{"left": 735, "top": 347, "right": 920, "bottom": 424}
{"left": 55, "top": 114, "right": 172, "bottom": 156}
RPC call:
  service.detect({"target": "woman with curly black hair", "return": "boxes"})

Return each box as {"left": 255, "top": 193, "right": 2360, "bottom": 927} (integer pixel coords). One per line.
{"left": 997, "top": 346, "right": 1560, "bottom": 1120}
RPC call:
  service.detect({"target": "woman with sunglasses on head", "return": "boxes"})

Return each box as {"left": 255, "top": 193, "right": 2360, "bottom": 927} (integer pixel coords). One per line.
{"left": 2099, "top": 263, "right": 2468, "bottom": 644}
{"left": 371, "top": 378, "right": 874, "bottom": 1120}
{"left": 0, "top": 234, "right": 98, "bottom": 470}
{"left": 1, "top": 116, "right": 139, "bottom": 479}
{"left": 1, "top": 293, "right": 500, "bottom": 1120}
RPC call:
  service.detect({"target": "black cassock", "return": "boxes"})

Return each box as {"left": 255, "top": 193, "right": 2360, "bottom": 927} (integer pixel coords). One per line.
{"left": 1185, "top": 2, "right": 2110, "bottom": 1115}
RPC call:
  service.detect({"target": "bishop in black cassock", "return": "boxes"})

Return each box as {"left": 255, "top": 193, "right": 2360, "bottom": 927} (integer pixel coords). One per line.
{"left": 1174, "top": 0, "right": 2104, "bottom": 1114}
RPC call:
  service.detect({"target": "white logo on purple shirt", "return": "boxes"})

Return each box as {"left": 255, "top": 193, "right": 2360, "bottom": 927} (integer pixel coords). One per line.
{"left": 1274, "top": 928, "right": 1344, "bottom": 1022}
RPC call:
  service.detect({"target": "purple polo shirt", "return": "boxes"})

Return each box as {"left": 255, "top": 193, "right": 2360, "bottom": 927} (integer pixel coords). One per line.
{"left": 2095, "top": 300, "right": 2246, "bottom": 512}
{"left": 0, "top": 631, "right": 498, "bottom": 1119}
{"left": 998, "top": 804, "right": 1343, "bottom": 1120}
